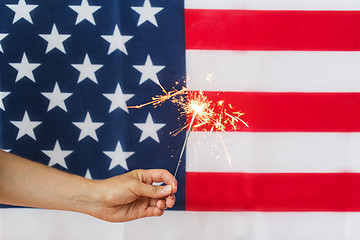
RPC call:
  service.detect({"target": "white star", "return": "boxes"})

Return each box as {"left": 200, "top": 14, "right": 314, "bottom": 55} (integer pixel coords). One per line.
{"left": 73, "top": 112, "right": 104, "bottom": 142}
{"left": 10, "top": 111, "right": 42, "bottom": 140}
{"left": 133, "top": 55, "right": 165, "bottom": 85}
{"left": 42, "top": 141, "right": 72, "bottom": 169}
{"left": 41, "top": 82, "right": 72, "bottom": 112}
{"left": 71, "top": 54, "right": 103, "bottom": 84}
{"left": 69, "top": 0, "right": 101, "bottom": 25}
{"left": 101, "top": 25, "right": 133, "bottom": 55}
{"left": 134, "top": 113, "right": 165, "bottom": 143}
{"left": 85, "top": 169, "right": 94, "bottom": 179}
{"left": 39, "top": 24, "right": 71, "bottom": 54}
{"left": 0, "top": 33, "right": 8, "bottom": 53}
{"left": 104, "top": 141, "right": 134, "bottom": 171}
{"left": 103, "top": 84, "right": 134, "bottom": 113}
{"left": 9, "top": 53, "right": 40, "bottom": 83}
{"left": 0, "top": 91, "right": 10, "bottom": 111}
{"left": 131, "top": 0, "right": 163, "bottom": 27}
{"left": 6, "top": 0, "right": 38, "bottom": 24}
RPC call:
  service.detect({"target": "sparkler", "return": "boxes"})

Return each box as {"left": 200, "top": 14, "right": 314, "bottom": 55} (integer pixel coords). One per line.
{"left": 129, "top": 83, "right": 249, "bottom": 181}
{"left": 172, "top": 113, "right": 196, "bottom": 183}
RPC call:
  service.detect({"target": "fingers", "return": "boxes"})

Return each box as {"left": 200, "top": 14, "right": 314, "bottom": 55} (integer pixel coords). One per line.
{"left": 147, "top": 194, "right": 175, "bottom": 217}
{"left": 150, "top": 198, "right": 167, "bottom": 210}
{"left": 129, "top": 169, "right": 177, "bottom": 212}
{"left": 137, "top": 198, "right": 171, "bottom": 219}
{"left": 142, "top": 206, "right": 165, "bottom": 218}
{"left": 165, "top": 193, "right": 176, "bottom": 208}
{"left": 136, "top": 169, "right": 178, "bottom": 193}
{"left": 156, "top": 199, "right": 167, "bottom": 209}
{"left": 149, "top": 193, "right": 176, "bottom": 209}
{"left": 133, "top": 181, "right": 173, "bottom": 200}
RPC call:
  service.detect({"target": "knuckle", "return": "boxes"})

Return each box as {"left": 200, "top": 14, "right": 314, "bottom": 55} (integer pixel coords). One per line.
{"left": 154, "top": 185, "right": 162, "bottom": 194}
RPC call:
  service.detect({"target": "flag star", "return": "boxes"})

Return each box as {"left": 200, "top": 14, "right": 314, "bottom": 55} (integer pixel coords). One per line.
{"left": 71, "top": 54, "right": 103, "bottom": 84}
{"left": 0, "top": 33, "right": 8, "bottom": 53}
{"left": 10, "top": 111, "right": 42, "bottom": 140}
{"left": 69, "top": 0, "right": 101, "bottom": 25}
{"left": 85, "top": 169, "right": 94, "bottom": 179}
{"left": 42, "top": 141, "right": 72, "bottom": 169}
{"left": 9, "top": 53, "right": 40, "bottom": 83}
{"left": 133, "top": 55, "right": 165, "bottom": 85}
{"left": 39, "top": 24, "right": 71, "bottom": 54}
{"left": 131, "top": 0, "right": 163, "bottom": 27}
{"left": 0, "top": 91, "right": 10, "bottom": 111}
{"left": 103, "top": 84, "right": 134, "bottom": 113}
{"left": 134, "top": 113, "right": 165, "bottom": 143}
{"left": 6, "top": 0, "right": 38, "bottom": 24}
{"left": 104, "top": 141, "right": 134, "bottom": 171}
{"left": 41, "top": 82, "right": 72, "bottom": 112}
{"left": 73, "top": 112, "right": 104, "bottom": 142}
{"left": 101, "top": 25, "right": 133, "bottom": 55}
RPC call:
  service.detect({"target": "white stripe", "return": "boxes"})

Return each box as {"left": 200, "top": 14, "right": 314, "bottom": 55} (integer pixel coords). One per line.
{"left": 186, "top": 50, "right": 360, "bottom": 92}
{"left": 2, "top": 209, "right": 360, "bottom": 240}
{"left": 186, "top": 132, "right": 360, "bottom": 173}
{"left": 185, "top": 0, "right": 360, "bottom": 10}
{"left": 0, "top": 209, "right": 125, "bottom": 240}
{"left": 127, "top": 211, "right": 360, "bottom": 240}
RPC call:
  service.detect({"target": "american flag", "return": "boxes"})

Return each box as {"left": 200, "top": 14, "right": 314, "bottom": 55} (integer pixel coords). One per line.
{"left": 0, "top": 0, "right": 186, "bottom": 211}
{"left": 2, "top": 0, "right": 360, "bottom": 239}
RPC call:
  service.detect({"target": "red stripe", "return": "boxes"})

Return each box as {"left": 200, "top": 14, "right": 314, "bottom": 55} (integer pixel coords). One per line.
{"left": 188, "top": 91, "right": 360, "bottom": 132}
{"left": 186, "top": 172, "right": 360, "bottom": 211}
{"left": 185, "top": 9, "right": 360, "bottom": 51}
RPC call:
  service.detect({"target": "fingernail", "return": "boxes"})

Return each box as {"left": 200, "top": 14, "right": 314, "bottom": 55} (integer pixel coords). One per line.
{"left": 162, "top": 185, "right": 172, "bottom": 194}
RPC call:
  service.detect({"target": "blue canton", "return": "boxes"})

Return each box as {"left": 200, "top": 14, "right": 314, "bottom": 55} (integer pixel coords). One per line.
{"left": 0, "top": 0, "right": 186, "bottom": 210}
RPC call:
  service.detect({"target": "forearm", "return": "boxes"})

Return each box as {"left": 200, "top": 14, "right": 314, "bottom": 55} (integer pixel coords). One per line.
{"left": 0, "top": 150, "right": 96, "bottom": 214}
{"left": 0, "top": 150, "right": 177, "bottom": 222}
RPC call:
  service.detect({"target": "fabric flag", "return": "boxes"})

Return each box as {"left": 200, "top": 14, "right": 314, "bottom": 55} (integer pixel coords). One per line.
{"left": 1, "top": 0, "right": 360, "bottom": 239}
{"left": 0, "top": 0, "right": 186, "bottom": 208}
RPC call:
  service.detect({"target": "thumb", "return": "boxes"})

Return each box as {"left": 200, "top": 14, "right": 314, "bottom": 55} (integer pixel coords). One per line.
{"left": 134, "top": 183, "right": 173, "bottom": 199}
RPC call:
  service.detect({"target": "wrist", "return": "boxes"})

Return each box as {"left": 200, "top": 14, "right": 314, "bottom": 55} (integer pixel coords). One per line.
{"left": 75, "top": 178, "right": 123, "bottom": 222}
{"left": 71, "top": 178, "right": 103, "bottom": 216}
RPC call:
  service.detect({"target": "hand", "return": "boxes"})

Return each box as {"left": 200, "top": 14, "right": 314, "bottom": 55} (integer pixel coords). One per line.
{"left": 87, "top": 169, "right": 177, "bottom": 222}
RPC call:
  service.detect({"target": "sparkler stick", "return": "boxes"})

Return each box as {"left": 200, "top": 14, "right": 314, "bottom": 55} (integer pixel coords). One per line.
{"left": 172, "top": 113, "right": 197, "bottom": 183}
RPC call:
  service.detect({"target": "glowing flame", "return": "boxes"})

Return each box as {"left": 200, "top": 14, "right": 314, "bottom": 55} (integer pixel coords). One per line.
{"left": 185, "top": 91, "right": 249, "bottom": 132}
{"left": 129, "top": 85, "right": 249, "bottom": 134}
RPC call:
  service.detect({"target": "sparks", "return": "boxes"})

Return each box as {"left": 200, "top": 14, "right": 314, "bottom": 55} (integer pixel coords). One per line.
{"left": 128, "top": 83, "right": 248, "bottom": 132}
{"left": 128, "top": 83, "right": 249, "bottom": 180}
{"left": 128, "top": 85, "right": 187, "bottom": 109}
{"left": 185, "top": 91, "right": 249, "bottom": 132}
